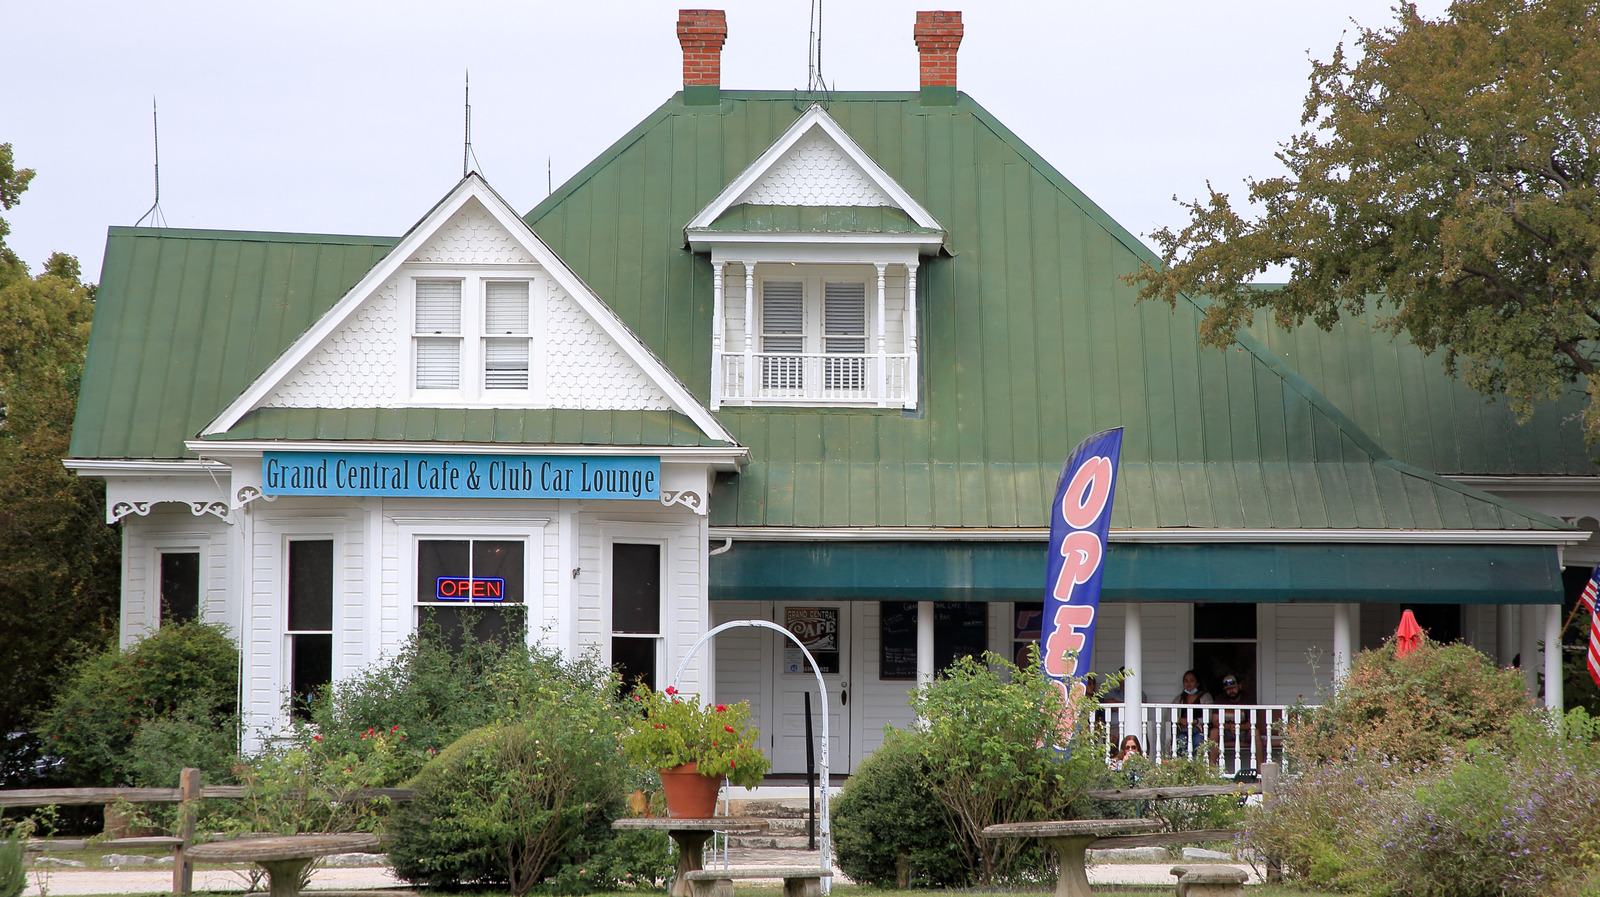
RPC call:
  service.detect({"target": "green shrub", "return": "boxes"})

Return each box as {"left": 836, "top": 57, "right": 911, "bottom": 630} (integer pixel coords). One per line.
{"left": 832, "top": 729, "right": 968, "bottom": 888}
{"left": 41, "top": 622, "right": 238, "bottom": 785}
{"left": 0, "top": 827, "right": 23, "bottom": 897}
{"left": 125, "top": 705, "right": 240, "bottom": 788}
{"left": 909, "top": 650, "right": 1106, "bottom": 885}
{"left": 1290, "top": 640, "right": 1530, "bottom": 765}
{"left": 298, "top": 628, "right": 616, "bottom": 782}
{"left": 386, "top": 660, "right": 661, "bottom": 895}
{"left": 216, "top": 724, "right": 417, "bottom": 837}
{"left": 1121, "top": 755, "right": 1246, "bottom": 835}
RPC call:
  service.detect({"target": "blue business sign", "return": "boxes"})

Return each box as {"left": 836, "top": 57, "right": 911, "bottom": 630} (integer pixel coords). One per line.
{"left": 262, "top": 452, "right": 660, "bottom": 500}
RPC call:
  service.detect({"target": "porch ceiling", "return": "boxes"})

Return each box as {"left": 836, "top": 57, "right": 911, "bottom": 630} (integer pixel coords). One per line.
{"left": 708, "top": 540, "right": 1563, "bottom": 604}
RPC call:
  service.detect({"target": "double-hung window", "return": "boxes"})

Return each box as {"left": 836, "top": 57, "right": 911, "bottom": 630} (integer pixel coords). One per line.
{"left": 611, "top": 543, "right": 662, "bottom": 691}
{"left": 416, "top": 538, "right": 526, "bottom": 650}
{"left": 412, "top": 277, "right": 533, "bottom": 397}
{"left": 287, "top": 539, "right": 334, "bottom": 718}
{"left": 414, "top": 279, "right": 463, "bottom": 390}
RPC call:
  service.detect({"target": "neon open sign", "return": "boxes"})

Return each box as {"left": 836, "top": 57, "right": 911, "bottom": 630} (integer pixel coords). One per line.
{"left": 435, "top": 577, "right": 506, "bottom": 601}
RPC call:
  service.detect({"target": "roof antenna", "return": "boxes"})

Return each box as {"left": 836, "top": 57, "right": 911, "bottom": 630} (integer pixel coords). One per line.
{"left": 134, "top": 97, "right": 167, "bottom": 228}
{"left": 547, "top": 156, "right": 552, "bottom": 196}
{"left": 805, "top": 0, "right": 832, "bottom": 106}
{"left": 462, "top": 70, "right": 473, "bottom": 177}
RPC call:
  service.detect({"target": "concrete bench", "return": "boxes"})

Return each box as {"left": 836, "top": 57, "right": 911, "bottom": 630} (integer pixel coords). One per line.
{"left": 683, "top": 865, "right": 830, "bottom": 897}
{"left": 1170, "top": 864, "right": 1247, "bottom": 897}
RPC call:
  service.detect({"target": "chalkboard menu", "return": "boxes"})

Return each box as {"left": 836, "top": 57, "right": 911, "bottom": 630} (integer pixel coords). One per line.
{"left": 880, "top": 601, "right": 918, "bottom": 680}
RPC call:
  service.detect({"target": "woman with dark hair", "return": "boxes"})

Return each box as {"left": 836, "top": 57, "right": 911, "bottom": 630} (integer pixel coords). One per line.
{"left": 1172, "top": 669, "right": 1212, "bottom": 757}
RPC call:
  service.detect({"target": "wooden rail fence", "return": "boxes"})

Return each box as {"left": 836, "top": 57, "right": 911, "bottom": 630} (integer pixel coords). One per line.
{"left": 0, "top": 769, "right": 413, "bottom": 895}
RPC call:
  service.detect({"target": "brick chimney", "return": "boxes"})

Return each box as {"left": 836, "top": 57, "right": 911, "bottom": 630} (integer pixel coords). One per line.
{"left": 678, "top": 9, "right": 728, "bottom": 106}
{"left": 913, "top": 10, "right": 963, "bottom": 106}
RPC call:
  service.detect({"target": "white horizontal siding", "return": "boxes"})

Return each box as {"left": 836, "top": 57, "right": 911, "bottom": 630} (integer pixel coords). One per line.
{"left": 1273, "top": 604, "right": 1334, "bottom": 704}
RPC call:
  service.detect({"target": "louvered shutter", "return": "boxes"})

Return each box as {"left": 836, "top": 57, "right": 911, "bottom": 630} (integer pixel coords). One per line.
{"left": 484, "top": 281, "right": 530, "bottom": 389}
{"left": 823, "top": 282, "right": 867, "bottom": 390}
{"left": 415, "top": 280, "right": 462, "bottom": 389}
{"left": 485, "top": 282, "right": 529, "bottom": 334}
{"left": 760, "top": 281, "right": 804, "bottom": 390}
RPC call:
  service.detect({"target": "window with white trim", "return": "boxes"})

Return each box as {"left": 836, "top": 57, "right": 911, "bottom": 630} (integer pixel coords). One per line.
{"left": 412, "top": 277, "right": 534, "bottom": 397}
{"left": 756, "top": 274, "right": 870, "bottom": 397}
{"left": 611, "top": 542, "right": 662, "bottom": 691}
{"left": 287, "top": 539, "right": 334, "bottom": 719}
{"left": 416, "top": 538, "right": 527, "bottom": 650}
{"left": 159, "top": 551, "right": 201, "bottom": 625}
{"left": 714, "top": 260, "right": 918, "bottom": 409}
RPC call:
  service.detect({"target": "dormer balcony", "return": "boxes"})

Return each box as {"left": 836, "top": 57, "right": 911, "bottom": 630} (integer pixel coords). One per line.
{"left": 707, "top": 258, "right": 922, "bottom": 409}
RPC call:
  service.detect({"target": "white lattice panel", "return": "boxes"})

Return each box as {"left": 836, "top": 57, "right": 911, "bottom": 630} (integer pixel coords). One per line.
{"left": 264, "top": 279, "right": 401, "bottom": 407}
{"left": 738, "top": 130, "right": 895, "bottom": 207}
{"left": 407, "top": 199, "right": 537, "bottom": 265}
{"left": 544, "top": 281, "right": 673, "bottom": 410}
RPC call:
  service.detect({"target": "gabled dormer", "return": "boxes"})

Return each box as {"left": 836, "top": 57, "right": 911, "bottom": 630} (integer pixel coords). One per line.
{"left": 686, "top": 105, "right": 945, "bottom": 411}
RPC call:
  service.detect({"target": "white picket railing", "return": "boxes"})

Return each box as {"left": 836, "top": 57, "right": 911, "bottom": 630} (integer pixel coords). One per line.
{"left": 719, "top": 352, "right": 911, "bottom": 404}
{"left": 1097, "top": 702, "right": 1303, "bottom": 776}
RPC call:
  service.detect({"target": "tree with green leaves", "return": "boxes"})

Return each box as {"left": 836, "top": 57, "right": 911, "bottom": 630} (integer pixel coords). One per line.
{"left": 1128, "top": 0, "right": 1600, "bottom": 439}
{"left": 0, "top": 142, "right": 119, "bottom": 756}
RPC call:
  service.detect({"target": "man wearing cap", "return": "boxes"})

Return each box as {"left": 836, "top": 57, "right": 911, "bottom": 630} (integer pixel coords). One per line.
{"left": 1214, "top": 673, "right": 1261, "bottom": 772}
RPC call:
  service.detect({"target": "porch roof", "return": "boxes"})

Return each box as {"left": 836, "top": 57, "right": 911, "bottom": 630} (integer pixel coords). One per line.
{"left": 708, "top": 539, "right": 1564, "bottom": 604}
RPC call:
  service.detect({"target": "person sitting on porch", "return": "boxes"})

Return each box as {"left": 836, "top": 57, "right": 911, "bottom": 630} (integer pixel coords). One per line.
{"left": 1213, "top": 673, "right": 1263, "bottom": 770}
{"left": 1109, "top": 735, "right": 1143, "bottom": 771}
{"left": 1173, "top": 670, "right": 1212, "bottom": 757}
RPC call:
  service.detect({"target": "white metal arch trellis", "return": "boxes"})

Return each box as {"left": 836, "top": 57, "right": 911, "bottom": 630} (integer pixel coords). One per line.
{"left": 672, "top": 619, "right": 833, "bottom": 891}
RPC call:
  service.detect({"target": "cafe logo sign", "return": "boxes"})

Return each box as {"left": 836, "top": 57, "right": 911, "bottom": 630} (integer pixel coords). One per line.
{"left": 262, "top": 452, "right": 660, "bottom": 500}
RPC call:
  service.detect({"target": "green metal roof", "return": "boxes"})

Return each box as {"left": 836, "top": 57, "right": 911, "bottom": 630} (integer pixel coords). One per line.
{"left": 1247, "top": 309, "right": 1599, "bottom": 477}
{"left": 207, "top": 407, "right": 726, "bottom": 447}
{"left": 710, "top": 540, "right": 1565, "bottom": 604}
{"left": 70, "top": 227, "right": 398, "bottom": 459}
{"left": 524, "top": 91, "right": 1566, "bottom": 532}
{"left": 704, "top": 204, "right": 936, "bottom": 234}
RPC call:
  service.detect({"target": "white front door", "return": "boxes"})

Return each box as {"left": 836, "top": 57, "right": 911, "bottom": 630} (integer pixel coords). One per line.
{"left": 771, "top": 603, "right": 853, "bottom": 775}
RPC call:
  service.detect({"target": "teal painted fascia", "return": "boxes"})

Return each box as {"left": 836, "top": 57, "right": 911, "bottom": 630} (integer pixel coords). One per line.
{"left": 709, "top": 540, "right": 1565, "bottom": 604}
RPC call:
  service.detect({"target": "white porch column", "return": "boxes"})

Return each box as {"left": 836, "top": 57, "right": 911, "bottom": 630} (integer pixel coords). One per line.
{"left": 904, "top": 262, "right": 919, "bottom": 409}
{"left": 1124, "top": 601, "right": 1143, "bottom": 749}
{"left": 1521, "top": 604, "right": 1541, "bottom": 697}
{"left": 710, "top": 261, "right": 725, "bottom": 408}
{"left": 743, "top": 262, "right": 756, "bottom": 399}
{"left": 874, "top": 263, "right": 888, "bottom": 406}
{"left": 1497, "top": 605, "right": 1516, "bottom": 666}
{"left": 1332, "top": 603, "right": 1354, "bottom": 685}
{"left": 917, "top": 601, "right": 935, "bottom": 686}
{"left": 1544, "top": 604, "right": 1564, "bottom": 710}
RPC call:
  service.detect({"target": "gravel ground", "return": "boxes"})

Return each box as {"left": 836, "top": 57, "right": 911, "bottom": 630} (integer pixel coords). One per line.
{"left": 23, "top": 850, "right": 1260, "bottom": 894}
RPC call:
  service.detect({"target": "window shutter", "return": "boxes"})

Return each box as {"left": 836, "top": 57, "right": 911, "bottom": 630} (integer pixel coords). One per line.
{"left": 761, "top": 281, "right": 804, "bottom": 353}
{"left": 485, "top": 282, "right": 530, "bottom": 334}
{"left": 823, "top": 282, "right": 866, "bottom": 354}
{"left": 415, "top": 338, "right": 461, "bottom": 389}
{"left": 415, "top": 280, "right": 462, "bottom": 334}
{"left": 484, "top": 339, "right": 529, "bottom": 390}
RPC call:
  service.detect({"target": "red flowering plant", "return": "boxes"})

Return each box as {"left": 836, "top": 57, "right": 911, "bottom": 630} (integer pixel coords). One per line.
{"left": 621, "top": 685, "right": 769, "bottom": 788}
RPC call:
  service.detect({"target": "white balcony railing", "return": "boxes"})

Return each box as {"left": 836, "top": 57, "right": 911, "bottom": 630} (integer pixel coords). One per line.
{"left": 718, "top": 352, "right": 912, "bottom": 406}
{"left": 1097, "top": 702, "right": 1304, "bottom": 777}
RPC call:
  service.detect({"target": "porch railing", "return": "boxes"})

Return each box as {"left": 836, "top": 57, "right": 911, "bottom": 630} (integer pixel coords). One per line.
{"left": 1097, "top": 702, "right": 1304, "bottom": 776}
{"left": 718, "top": 352, "right": 911, "bottom": 404}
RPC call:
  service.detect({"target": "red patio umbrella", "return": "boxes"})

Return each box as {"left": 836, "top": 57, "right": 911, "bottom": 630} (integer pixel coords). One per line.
{"left": 1395, "top": 609, "right": 1423, "bottom": 657}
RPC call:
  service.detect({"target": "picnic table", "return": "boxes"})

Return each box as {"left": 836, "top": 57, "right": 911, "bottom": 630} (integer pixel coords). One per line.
{"left": 611, "top": 817, "right": 765, "bottom": 897}
{"left": 983, "top": 819, "right": 1160, "bottom": 897}
{"left": 182, "top": 834, "right": 380, "bottom": 897}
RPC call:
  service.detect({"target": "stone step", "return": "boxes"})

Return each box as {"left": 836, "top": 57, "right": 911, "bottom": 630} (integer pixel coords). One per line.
{"left": 725, "top": 799, "right": 816, "bottom": 819}
{"left": 726, "top": 834, "right": 818, "bottom": 851}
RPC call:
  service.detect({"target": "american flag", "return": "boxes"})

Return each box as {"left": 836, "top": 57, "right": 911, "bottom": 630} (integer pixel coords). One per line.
{"left": 1587, "top": 566, "right": 1600, "bottom": 688}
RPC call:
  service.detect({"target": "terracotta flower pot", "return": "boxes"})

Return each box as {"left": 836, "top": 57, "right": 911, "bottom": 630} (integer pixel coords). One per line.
{"left": 658, "top": 761, "right": 722, "bottom": 818}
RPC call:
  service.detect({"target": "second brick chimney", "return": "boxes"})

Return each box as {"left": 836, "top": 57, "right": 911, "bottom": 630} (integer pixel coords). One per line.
{"left": 913, "top": 10, "right": 963, "bottom": 106}
{"left": 678, "top": 9, "right": 728, "bottom": 106}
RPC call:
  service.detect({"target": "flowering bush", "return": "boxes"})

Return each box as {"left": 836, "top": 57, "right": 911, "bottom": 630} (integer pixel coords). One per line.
{"left": 621, "top": 686, "right": 769, "bottom": 788}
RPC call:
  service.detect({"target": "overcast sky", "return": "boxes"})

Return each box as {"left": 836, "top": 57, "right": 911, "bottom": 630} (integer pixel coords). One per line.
{"left": 2, "top": 1, "right": 1449, "bottom": 280}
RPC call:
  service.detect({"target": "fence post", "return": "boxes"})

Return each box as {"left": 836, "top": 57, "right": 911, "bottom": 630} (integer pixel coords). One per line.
{"left": 1260, "top": 761, "right": 1282, "bottom": 884}
{"left": 173, "top": 768, "right": 200, "bottom": 895}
